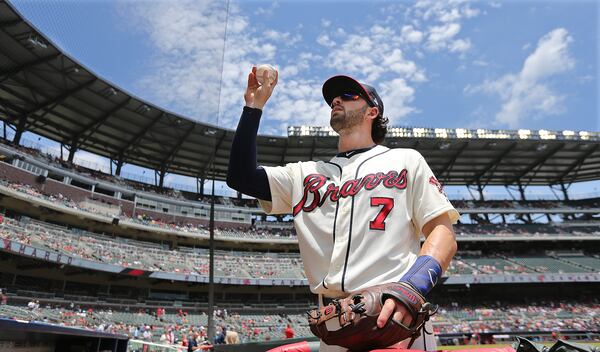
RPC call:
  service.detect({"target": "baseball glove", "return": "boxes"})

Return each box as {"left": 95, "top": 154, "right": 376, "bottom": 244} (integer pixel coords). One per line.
{"left": 307, "top": 282, "right": 437, "bottom": 351}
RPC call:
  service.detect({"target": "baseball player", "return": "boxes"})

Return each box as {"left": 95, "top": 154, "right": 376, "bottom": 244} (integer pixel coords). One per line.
{"left": 227, "top": 67, "right": 459, "bottom": 351}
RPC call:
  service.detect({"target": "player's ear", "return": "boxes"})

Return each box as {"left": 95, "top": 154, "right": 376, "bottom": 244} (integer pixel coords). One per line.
{"left": 367, "top": 106, "right": 379, "bottom": 120}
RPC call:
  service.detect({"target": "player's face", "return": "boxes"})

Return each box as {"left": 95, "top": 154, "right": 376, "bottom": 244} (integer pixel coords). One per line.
{"left": 330, "top": 93, "right": 369, "bottom": 132}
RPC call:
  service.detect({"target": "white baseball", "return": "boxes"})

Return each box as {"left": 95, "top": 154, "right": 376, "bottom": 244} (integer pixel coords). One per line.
{"left": 256, "top": 64, "right": 277, "bottom": 85}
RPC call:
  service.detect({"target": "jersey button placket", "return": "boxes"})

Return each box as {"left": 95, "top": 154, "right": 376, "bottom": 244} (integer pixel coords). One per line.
{"left": 328, "top": 169, "right": 353, "bottom": 292}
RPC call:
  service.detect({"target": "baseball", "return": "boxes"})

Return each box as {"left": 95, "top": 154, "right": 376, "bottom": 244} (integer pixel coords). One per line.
{"left": 256, "top": 64, "right": 277, "bottom": 85}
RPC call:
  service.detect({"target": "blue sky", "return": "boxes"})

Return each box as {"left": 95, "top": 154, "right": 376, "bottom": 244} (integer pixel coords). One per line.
{"left": 7, "top": 0, "right": 600, "bottom": 199}
{"left": 11, "top": 0, "right": 598, "bottom": 134}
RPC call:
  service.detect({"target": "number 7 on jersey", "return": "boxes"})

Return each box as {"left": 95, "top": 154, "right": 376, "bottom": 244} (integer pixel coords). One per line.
{"left": 369, "top": 197, "right": 394, "bottom": 230}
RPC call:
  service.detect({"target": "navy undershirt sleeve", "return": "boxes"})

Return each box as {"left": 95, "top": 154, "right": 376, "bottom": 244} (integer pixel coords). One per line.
{"left": 226, "top": 106, "right": 272, "bottom": 201}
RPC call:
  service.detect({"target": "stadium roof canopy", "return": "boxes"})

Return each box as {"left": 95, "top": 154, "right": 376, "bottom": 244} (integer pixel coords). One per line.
{"left": 0, "top": 0, "right": 599, "bottom": 187}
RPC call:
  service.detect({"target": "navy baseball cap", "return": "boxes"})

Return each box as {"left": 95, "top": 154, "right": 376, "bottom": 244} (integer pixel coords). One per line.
{"left": 322, "top": 75, "right": 384, "bottom": 116}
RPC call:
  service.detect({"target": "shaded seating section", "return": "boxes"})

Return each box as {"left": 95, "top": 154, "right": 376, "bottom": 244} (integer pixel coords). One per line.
{"left": 508, "top": 255, "right": 587, "bottom": 273}
{"left": 2, "top": 215, "right": 598, "bottom": 278}
{"left": 1, "top": 300, "right": 597, "bottom": 344}
{"left": 556, "top": 253, "right": 600, "bottom": 271}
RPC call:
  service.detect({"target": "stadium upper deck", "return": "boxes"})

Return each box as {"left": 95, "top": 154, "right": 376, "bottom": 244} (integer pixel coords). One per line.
{"left": 0, "top": 0, "right": 599, "bottom": 187}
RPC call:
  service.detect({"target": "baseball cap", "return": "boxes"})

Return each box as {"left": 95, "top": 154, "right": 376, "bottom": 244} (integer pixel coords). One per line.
{"left": 322, "top": 75, "right": 384, "bottom": 116}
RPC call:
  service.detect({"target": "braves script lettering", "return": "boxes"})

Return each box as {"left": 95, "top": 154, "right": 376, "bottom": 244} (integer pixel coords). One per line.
{"left": 293, "top": 170, "right": 408, "bottom": 216}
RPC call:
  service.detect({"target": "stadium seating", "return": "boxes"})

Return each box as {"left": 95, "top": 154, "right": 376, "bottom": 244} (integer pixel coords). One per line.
{"left": 0, "top": 300, "right": 597, "bottom": 345}
{"left": 2, "top": 215, "right": 599, "bottom": 279}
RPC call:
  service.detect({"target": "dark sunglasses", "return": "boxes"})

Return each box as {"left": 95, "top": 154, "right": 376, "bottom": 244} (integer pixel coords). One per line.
{"left": 339, "top": 93, "right": 362, "bottom": 101}
{"left": 331, "top": 93, "right": 364, "bottom": 107}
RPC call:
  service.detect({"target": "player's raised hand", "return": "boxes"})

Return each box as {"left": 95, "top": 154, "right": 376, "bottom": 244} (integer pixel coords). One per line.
{"left": 244, "top": 66, "right": 278, "bottom": 110}
{"left": 377, "top": 298, "right": 413, "bottom": 329}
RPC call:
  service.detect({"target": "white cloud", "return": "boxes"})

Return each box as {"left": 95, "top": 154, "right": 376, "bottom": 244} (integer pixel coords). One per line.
{"left": 465, "top": 28, "right": 575, "bottom": 127}
{"left": 427, "top": 22, "right": 461, "bottom": 51}
{"left": 117, "top": 0, "right": 486, "bottom": 134}
{"left": 521, "top": 28, "right": 574, "bottom": 81}
{"left": 316, "top": 33, "right": 335, "bottom": 47}
{"left": 280, "top": 52, "right": 321, "bottom": 77}
{"left": 264, "top": 30, "right": 301, "bottom": 46}
{"left": 449, "top": 38, "right": 471, "bottom": 53}
{"left": 268, "top": 79, "right": 332, "bottom": 128}
{"left": 401, "top": 25, "right": 423, "bottom": 44}
{"left": 254, "top": 1, "right": 279, "bottom": 16}
{"left": 118, "top": 0, "right": 294, "bottom": 129}
{"left": 408, "top": 0, "right": 479, "bottom": 53}
{"left": 379, "top": 79, "right": 418, "bottom": 122}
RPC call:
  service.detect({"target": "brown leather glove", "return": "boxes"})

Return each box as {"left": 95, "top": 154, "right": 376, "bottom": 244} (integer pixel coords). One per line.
{"left": 307, "top": 282, "right": 437, "bottom": 351}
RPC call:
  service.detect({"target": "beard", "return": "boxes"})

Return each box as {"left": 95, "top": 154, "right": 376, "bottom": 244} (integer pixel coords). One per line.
{"left": 330, "top": 105, "right": 367, "bottom": 133}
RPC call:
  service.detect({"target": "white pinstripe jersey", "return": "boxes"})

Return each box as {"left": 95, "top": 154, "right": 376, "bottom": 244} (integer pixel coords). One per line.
{"left": 259, "top": 145, "right": 459, "bottom": 298}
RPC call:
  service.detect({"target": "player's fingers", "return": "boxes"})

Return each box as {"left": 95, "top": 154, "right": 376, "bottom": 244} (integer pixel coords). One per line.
{"left": 392, "top": 305, "right": 412, "bottom": 328}
{"left": 273, "top": 69, "right": 279, "bottom": 86}
{"left": 262, "top": 69, "right": 271, "bottom": 87}
{"left": 247, "top": 72, "right": 259, "bottom": 90}
{"left": 377, "top": 298, "right": 396, "bottom": 328}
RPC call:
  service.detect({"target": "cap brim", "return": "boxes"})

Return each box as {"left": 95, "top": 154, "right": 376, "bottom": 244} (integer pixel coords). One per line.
{"left": 322, "top": 75, "right": 372, "bottom": 107}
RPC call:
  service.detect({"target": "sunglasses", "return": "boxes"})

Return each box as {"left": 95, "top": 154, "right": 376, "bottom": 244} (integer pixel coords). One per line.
{"left": 331, "top": 93, "right": 363, "bottom": 108}
{"left": 339, "top": 93, "right": 362, "bottom": 102}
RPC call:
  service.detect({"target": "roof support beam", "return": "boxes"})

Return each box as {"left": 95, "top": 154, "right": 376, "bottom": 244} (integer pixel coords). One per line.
{"left": 1, "top": 79, "right": 96, "bottom": 129}
{"left": 0, "top": 19, "right": 22, "bottom": 28}
{"left": 11, "top": 114, "right": 27, "bottom": 144}
{"left": 511, "top": 143, "right": 565, "bottom": 185}
{"left": 439, "top": 141, "right": 469, "bottom": 180}
{"left": 554, "top": 143, "right": 600, "bottom": 184}
{"left": 74, "top": 97, "right": 131, "bottom": 148}
{"left": 116, "top": 112, "right": 165, "bottom": 158}
{"left": 280, "top": 139, "right": 288, "bottom": 165}
{"left": 158, "top": 167, "right": 166, "bottom": 188}
{"left": 0, "top": 53, "right": 61, "bottom": 82}
{"left": 115, "top": 155, "right": 124, "bottom": 176}
{"left": 309, "top": 138, "right": 316, "bottom": 160}
{"left": 508, "top": 143, "right": 564, "bottom": 185}
{"left": 67, "top": 136, "right": 78, "bottom": 162}
{"left": 200, "top": 132, "right": 227, "bottom": 178}
{"left": 560, "top": 182, "right": 570, "bottom": 201}
{"left": 470, "top": 142, "right": 518, "bottom": 187}
{"left": 160, "top": 124, "right": 196, "bottom": 168}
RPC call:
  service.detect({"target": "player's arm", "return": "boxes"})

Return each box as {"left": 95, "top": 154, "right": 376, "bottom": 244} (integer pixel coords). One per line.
{"left": 419, "top": 212, "right": 457, "bottom": 273}
{"left": 377, "top": 153, "right": 459, "bottom": 329}
{"left": 377, "top": 213, "right": 457, "bottom": 328}
{"left": 226, "top": 67, "right": 278, "bottom": 201}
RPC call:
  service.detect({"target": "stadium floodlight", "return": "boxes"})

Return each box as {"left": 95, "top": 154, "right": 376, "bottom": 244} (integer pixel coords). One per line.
{"left": 579, "top": 131, "right": 590, "bottom": 140}
{"left": 455, "top": 128, "right": 472, "bottom": 138}
{"left": 539, "top": 129, "right": 556, "bottom": 140}
{"left": 388, "top": 127, "right": 413, "bottom": 137}
{"left": 289, "top": 125, "right": 598, "bottom": 141}
{"left": 435, "top": 128, "right": 448, "bottom": 138}
{"left": 103, "top": 87, "right": 118, "bottom": 97}
{"left": 477, "top": 129, "right": 510, "bottom": 139}
{"left": 27, "top": 35, "right": 48, "bottom": 49}
{"left": 413, "top": 127, "right": 429, "bottom": 137}
{"left": 136, "top": 104, "right": 151, "bottom": 114}
{"left": 518, "top": 129, "right": 531, "bottom": 139}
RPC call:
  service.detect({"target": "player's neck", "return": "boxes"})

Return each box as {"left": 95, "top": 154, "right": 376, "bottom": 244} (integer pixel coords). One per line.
{"left": 337, "top": 129, "right": 376, "bottom": 153}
